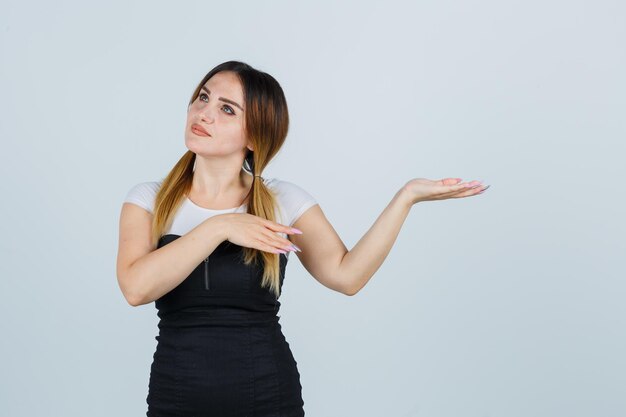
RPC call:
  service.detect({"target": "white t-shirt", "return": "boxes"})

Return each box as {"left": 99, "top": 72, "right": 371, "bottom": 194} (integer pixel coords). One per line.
{"left": 123, "top": 176, "right": 317, "bottom": 258}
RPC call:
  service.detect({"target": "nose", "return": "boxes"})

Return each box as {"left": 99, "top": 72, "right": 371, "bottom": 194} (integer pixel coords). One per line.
{"left": 198, "top": 105, "right": 216, "bottom": 123}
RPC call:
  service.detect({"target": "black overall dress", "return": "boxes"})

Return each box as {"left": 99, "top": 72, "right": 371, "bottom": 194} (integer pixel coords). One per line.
{"left": 146, "top": 234, "right": 305, "bottom": 417}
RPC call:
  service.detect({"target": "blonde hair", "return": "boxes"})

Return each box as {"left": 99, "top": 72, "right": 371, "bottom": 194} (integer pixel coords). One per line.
{"left": 150, "top": 61, "right": 290, "bottom": 299}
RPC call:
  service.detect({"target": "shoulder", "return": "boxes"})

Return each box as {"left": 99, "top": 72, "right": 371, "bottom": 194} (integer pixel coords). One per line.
{"left": 265, "top": 177, "right": 318, "bottom": 227}
{"left": 123, "top": 179, "right": 163, "bottom": 214}
{"left": 265, "top": 177, "right": 313, "bottom": 196}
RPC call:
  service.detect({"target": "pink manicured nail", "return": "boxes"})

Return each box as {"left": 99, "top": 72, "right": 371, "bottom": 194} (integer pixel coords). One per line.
{"left": 291, "top": 228, "right": 303, "bottom": 234}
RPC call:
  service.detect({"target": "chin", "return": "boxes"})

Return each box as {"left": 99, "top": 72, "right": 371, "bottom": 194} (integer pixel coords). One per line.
{"left": 184, "top": 137, "right": 203, "bottom": 153}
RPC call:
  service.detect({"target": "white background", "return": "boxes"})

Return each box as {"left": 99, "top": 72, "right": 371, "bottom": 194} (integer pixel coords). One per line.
{"left": 1, "top": 0, "right": 625, "bottom": 416}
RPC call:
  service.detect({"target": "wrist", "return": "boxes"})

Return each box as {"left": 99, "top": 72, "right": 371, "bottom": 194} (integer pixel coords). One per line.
{"left": 206, "top": 214, "right": 230, "bottom": 242}
{"left": 396, "top": 186, "right": 416, "bottom": 208}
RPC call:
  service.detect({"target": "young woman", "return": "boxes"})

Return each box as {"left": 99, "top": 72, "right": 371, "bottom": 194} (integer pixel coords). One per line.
{"left": 116, "top": 60, "right": 489, "bottom": 417}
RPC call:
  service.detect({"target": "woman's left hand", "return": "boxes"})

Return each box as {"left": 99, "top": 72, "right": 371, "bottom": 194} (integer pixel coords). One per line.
{"left": 402, "top": 177, "right": 489, "bottom": 205}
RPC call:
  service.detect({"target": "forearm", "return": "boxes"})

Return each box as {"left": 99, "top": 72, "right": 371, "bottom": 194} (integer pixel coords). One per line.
{"left": 338, "top": 188, "right": 413, "bottom": 295}
{"left": 127, "top": 215, "right": 228, "bottom": 306}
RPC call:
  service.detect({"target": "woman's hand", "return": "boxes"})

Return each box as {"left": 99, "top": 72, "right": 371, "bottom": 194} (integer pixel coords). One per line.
{"left": 218, "top": 213, "right": 302, "bottom": 254}
{"left": 402, "top": 177, "right": 490, "bottom": 205}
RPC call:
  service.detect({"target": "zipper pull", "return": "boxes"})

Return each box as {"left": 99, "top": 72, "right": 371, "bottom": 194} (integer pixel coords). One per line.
{"left": 203, "top": 257, "right": 210, "bottom": 290}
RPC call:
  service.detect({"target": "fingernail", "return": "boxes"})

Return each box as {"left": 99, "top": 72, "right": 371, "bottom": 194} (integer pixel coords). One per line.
{"left": 291, "top": 228, "right": 303, "bottom": 234}
{"left": 291, "top": 244, "right": 302, "bottom": 252}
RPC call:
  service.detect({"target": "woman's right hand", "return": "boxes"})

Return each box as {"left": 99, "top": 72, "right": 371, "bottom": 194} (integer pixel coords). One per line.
{"left": 218, "top": 213, "right": 302, "bottom": 254}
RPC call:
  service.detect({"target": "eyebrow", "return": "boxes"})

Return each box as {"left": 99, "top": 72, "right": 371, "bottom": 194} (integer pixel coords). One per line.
{"left": 200, "top": 86, "right": 244, "bottom": 112}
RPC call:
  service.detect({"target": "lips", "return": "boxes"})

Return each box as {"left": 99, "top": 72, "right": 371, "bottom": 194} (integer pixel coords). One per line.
{"left": 191, "top": 124, "right": 210, "bottom": 137}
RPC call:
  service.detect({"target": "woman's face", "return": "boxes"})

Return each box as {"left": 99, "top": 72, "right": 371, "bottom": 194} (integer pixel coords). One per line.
{"left": 184, "top": 71, "right": 251, "bottom": 158}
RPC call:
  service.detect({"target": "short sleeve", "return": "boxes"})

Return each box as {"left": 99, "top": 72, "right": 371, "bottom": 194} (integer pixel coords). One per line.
{"left": 268, "top": 179, "right": 318, "bottom": 227}
{"left": 123, "top": 181, "right": 161, "bottom": 214}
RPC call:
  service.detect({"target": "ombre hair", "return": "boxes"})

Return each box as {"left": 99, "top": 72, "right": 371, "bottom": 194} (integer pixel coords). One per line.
{"left": 150, "top": 60, "right": 289, "bottom": 299}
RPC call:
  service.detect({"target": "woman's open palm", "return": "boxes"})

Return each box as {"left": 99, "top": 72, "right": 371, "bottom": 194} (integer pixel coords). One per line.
{"left": 403, "top": 177, "right": 490, "bottom": 205}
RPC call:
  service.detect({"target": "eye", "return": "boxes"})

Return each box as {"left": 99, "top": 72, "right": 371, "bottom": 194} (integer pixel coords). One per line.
{"left": 198, "top": 93, "right": 236, "bottom": 115}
